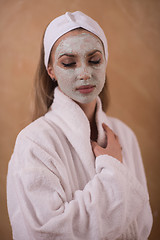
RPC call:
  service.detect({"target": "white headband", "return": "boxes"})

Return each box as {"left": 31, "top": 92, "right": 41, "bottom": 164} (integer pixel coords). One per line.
{"left": 43, "top": 11, "right": 108, "bottom": 69}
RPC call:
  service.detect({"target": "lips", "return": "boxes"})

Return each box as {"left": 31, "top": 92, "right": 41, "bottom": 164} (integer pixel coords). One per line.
{"left": 76, "top": 85, "right": 95, "bottom": 94}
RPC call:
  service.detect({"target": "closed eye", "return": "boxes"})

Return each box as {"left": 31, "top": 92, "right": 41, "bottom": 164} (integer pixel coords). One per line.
{"left": 62, "top": 62, "right": 76, "bottom": 67}
{"left": 89, "top": 59, "right": 101, "bottom": 64}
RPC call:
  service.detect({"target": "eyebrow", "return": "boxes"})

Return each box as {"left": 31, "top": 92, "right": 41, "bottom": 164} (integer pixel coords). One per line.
{"left": 88, "top": 50, "right": 102, "bottom": 56}
{"left": 58, "top": 50, "right": 102, "bottom": 59}
{"left": 58, "top": 53, "right": 75, "bottom": 59}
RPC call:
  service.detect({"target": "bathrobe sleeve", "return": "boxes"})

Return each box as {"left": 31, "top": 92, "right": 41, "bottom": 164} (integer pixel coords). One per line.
{"left": 7, "top": 132, "right": 152, "bottom": 240}
{"left": 117, "top": 130, "right": 153, "bottom": 240}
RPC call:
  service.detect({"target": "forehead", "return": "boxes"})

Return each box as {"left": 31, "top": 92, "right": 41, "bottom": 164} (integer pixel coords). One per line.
{"left": 53, "top": 29, "right": 104, "bottom": 56}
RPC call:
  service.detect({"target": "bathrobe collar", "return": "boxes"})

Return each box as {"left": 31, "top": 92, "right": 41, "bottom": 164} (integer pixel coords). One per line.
{"left": 45, "top": 87, "right": 109, "bottom": 177}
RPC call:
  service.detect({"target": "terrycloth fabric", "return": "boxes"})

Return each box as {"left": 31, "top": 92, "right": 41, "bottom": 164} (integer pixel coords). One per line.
{"left": 43, "top": 11, "right": 108, "bottom": 68}
{"left": 7, "top": 88, "right": 153, "bottom": 240}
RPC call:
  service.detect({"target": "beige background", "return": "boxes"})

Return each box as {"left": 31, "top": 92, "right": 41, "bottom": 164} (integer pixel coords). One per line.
{"left": 0, "top": 0, "right": 160, "bottom": 239}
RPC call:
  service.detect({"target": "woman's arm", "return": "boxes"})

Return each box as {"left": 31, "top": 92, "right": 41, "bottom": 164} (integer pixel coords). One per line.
{"left": 92, "top": 123, "right": 153, "bottom": 239}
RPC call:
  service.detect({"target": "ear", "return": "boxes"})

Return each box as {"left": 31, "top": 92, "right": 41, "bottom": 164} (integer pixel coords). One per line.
{"left": 47, "top": 64, "right": 55, "bottom": 80}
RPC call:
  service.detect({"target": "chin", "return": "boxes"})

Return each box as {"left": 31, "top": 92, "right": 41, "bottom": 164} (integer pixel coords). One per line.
{"left": 73, "top": 95, "right": 97, "bottom": 105}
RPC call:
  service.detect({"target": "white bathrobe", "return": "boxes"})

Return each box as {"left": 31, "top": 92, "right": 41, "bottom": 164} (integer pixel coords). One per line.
{"left": 7, "top": 87, "right": 153, "bottom": 240}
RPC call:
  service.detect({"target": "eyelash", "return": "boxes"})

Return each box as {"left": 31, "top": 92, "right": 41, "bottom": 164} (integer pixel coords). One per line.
{"left": 62, "top": 62, "right": 76, "bottom": 67}
{"left": 62, "top": 59, "right": 101, "bottom": 67}
{"left": 89, "top": 59, "right": 101, "bottom": 64}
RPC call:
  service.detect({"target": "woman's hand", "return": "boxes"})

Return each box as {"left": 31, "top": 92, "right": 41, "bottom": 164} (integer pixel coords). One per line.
{"left": 91, "top": 123, "right": 123, "bottom": 163}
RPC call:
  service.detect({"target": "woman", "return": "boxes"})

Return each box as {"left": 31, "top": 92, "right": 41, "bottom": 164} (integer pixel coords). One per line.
{"left": 7, "top": 11, "right": 153, "bottom": 239}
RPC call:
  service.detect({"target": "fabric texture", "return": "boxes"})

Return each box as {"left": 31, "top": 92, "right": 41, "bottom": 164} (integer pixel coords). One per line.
{"left": 43, "top": 11, "right": 108, "bottom": 68}
{"left": 7, "top": 88, "right": 153, "bottom": 240}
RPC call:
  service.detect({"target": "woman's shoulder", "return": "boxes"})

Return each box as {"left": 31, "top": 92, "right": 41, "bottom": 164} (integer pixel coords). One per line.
{"left": 15, "top": 116, "right": 62, "bottom": 149}
{"left": 18, "top": 116, "right": 52, "bottom": 137}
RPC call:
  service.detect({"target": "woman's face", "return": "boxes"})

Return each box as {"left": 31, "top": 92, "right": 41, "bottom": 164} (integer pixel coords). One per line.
{"left": 48, "top": 29, "right": 106, "bottom": 104}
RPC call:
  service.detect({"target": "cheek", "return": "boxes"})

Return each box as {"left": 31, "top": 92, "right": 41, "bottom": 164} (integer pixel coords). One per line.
{"left": 94, "top": 65, "right": 106, "bottom": 79}
{"left": 54, "top": 66, "right": 75, "bottom": 83}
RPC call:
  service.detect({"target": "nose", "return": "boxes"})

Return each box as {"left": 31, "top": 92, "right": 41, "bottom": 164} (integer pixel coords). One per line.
{"left": 79, "top": 73, "right": 91, "bottom": 81}
{"left": 77, "top": 65, "right": 91, "bottom": 81}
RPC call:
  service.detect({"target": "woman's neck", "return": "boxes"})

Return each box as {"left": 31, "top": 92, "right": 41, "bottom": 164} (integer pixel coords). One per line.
{"left": 77, "top": 99, "right": 98, "bottom": 141}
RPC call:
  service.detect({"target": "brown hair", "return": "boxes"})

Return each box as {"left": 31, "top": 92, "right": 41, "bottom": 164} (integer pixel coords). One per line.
{"left": 32, "top": 30, "right": 110, "bottom": 121}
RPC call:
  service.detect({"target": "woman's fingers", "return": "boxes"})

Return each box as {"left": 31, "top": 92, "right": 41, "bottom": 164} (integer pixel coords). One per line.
{"left": 91, "top": 141, "right": 106, "bottom": 157}
{"left": 102, "top": 123, "right": 118, "bottom": 142}
{"left": 102, "top": 123, "right": 108, "bottom": 133}
{"left": 91, "top": 141, "right": 101, "bottom": 157}
{"left": 91, "top": 123, "right": 123, "bottom": 162}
